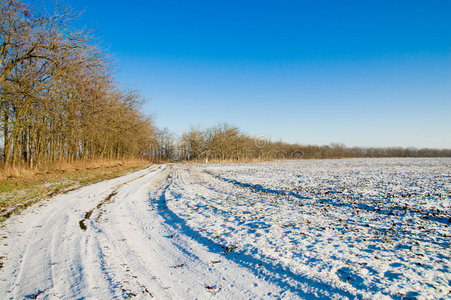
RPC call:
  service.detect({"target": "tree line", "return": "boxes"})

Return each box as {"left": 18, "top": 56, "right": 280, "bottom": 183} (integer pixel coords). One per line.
{"left": 0, "top": 0, "right": 155, "bottom": 168}
{"left": 151, "top": 124, "right": 451, "bottom": 162}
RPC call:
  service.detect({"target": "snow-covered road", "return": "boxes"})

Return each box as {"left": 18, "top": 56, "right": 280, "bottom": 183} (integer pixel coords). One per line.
{"left": 1, "top": 159, "right": 450, "bottom": 299}
{"left": 0, "top": 165, "right": 288, "bottom": 299}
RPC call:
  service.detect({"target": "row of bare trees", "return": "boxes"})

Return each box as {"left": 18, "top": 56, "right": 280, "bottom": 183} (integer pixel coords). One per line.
{"left": 152, "top": 124, "right": 451, "bottom": 162}
{"left": 0, "top": 0, "right": 155, "bottom": 168}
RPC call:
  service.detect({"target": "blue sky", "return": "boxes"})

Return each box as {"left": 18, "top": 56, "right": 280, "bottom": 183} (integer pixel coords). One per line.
{"left": 58, "top": 0, "right": 450, "bottom": 148}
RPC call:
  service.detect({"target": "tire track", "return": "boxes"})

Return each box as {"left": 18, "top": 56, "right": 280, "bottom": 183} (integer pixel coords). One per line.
{"left": 0, "top": 166, "right": 157, "bottom": 299}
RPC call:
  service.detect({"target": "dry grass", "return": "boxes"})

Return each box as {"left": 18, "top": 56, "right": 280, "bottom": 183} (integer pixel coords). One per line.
{"left": 0, "top": 159, "right": 151, "bottom": 222}
{"left": 0, "top": 159, "right": 144, "bottom": 180}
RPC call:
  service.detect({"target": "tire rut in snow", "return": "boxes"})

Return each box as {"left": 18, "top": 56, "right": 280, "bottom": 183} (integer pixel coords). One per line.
{"left": 79, "top": 190, "right": 118, "bottom": 230}
{"left": 78, "top": 167, "right": 157, "bottom": 231}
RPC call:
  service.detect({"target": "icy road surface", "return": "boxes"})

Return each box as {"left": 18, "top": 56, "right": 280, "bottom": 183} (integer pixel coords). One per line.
{"left": 1, "top": 159, "right": 450, "bottom": 299}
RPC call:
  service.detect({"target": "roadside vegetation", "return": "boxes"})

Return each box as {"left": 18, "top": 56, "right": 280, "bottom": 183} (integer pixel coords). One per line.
{"left": 0, "top": 159, "right": 150, "bottom": 221}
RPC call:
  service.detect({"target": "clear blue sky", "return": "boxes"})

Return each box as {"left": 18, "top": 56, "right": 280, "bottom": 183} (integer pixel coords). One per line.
{"left": 56, "top": 0, "right": 450, "bottom": 148}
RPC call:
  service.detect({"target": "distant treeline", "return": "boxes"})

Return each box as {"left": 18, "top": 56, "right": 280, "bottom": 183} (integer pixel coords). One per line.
{"left": 0, "top": 0, "right": 155, "bottom": 168}
{"left": 151, "top": 124, "right": 451, "bottom": 162}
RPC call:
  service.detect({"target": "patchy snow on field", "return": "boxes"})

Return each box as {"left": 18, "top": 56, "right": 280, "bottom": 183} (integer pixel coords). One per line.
{"left": 167, "top": 158, "right": 451, "bottom": 299}
{"left": 1, "top": 158, "right": 450, "bottom": 299}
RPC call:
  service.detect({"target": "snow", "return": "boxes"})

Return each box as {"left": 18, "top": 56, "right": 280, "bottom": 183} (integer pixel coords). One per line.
{"left": 1, "top": 158, "right": 450, "bottom": 299}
